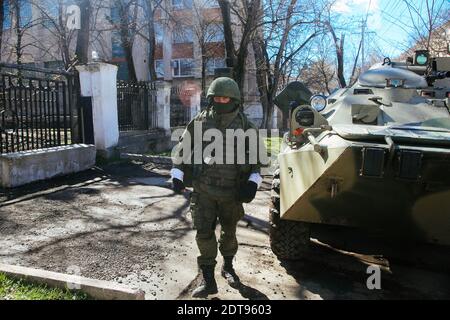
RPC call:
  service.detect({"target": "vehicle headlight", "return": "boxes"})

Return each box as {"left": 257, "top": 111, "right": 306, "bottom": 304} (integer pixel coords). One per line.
{"left": 414, "top": 50, "right": 429, "bottom": 66}
{"left": 310, "top": 94, "right": 327, "bottom": 112}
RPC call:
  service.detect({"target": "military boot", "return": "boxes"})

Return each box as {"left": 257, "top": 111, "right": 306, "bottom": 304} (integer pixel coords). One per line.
{"left": 221, "top": 256, "right": 240, "bottom": 288}
{"left": 192, "top": 265, "right": 218, "bottom": 298}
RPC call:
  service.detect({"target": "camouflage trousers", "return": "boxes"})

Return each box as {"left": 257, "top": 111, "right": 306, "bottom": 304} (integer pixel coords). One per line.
{"left": 189, "top": 191, "right": 244, "bottom": 266}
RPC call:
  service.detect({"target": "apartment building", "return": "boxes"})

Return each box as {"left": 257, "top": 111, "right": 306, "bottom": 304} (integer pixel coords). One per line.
{"left": 1, "top": 0, "right": 264, "bottom": 124}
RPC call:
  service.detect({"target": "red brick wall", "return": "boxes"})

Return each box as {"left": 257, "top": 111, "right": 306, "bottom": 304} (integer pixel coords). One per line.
{"left": 205, "top": 42, "right": 225, "bottom": 58}
{"left": 155, "top": 45, "right": 163, "bottom": 59}
{"left": 172, "top": 43, "right": 194, "bottom": 59}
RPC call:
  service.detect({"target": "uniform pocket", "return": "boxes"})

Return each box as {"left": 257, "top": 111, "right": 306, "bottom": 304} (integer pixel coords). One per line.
{"left": 190, "top": 192, "right": 200, "bottom": 229}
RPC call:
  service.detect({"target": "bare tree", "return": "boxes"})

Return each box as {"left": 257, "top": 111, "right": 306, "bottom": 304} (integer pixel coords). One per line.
{"left": 31, "top": 0, "right": 79, "bottom": 69}
{"left": 10, "top": 0, "right": 43, "bottom": 64}
{"left": 218, "top": 0, "right": 260, "bottom": 94}
{"left": 325, "top": 21, "right": 346, "bottom": 88}
{"left": 402, "top": 0, "right": 449, "bottom": 56}
{"left": 142, "top": 0, "right": 157, "bottom": 81}
{"left": 298, "top": 57, "right": 337, "bottom": 95}
{"left": 253, "top": 0, "right": 322, "bottom": 128}
{"left": 192, "top": 0, "right": 223, "bottom": 94}
{"left": 112, "top": 0, "right": 139, "bottom": 81}
{"left": 75, "top": 0, "right": 91, "bottom": 64}
{"left": 319, "top": 0, "right": 371, "bottom": 89}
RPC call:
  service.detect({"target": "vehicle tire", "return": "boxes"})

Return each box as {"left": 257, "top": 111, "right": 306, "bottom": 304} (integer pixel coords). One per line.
{"left": 269, "top": 167, "right": 311, "bottom": 260}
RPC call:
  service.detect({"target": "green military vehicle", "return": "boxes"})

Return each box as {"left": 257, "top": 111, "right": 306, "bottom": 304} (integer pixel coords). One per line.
{"left": 270, "top": 51, "right": 450, "bottom": 259}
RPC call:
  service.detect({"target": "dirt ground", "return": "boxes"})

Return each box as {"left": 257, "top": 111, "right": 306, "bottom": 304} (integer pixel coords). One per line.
{"left": 0, "top": 161, "right": 449, "bottom": 300}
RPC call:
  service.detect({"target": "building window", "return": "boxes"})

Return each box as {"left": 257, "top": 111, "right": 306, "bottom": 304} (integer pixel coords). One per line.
{"left": 41, "top": 0, "right": 59, "bottom": 28}
{"left": 155, "top": 60, "right": 164, "bottom": 78}
{"left": 202, "top": 0, "right": 220, "bottom": 8}
{"left": 3, "top": 1, "right": 11, "bottom": 29}
{"left": 172, "top": 59, "right": 194, "bottom": 77}
{"left": 112, "top": 31, "right": 125, "bottom": 58}
{"left": 110, "top": 6, "right": 120, "bottom": 23}
{"left": 205, "top": 24, "right": 223, "bottom": 42}
{"left": 117, "top": 61, "right": 129, "bottom": 80}
{"left": 154, "top": 22, "right": 163, "bottom": 44}
{"left": 172, "top": 0, "right": 192, "bottom": 9}
{"left": 19, "top": 0, "right": 32, "bottom": 28}
{"left": 206, "top": 58, "right": 225, "bottom": 75}
{"left": 173, "top": 26, "right": 193, "bottom": 44}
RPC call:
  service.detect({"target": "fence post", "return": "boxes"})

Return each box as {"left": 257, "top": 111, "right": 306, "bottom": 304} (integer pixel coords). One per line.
{"left": 76, "top": 63, "right": 119, "bottom": 159}
{"left": 190, "top": 91, "right": 201, "bottom": 120}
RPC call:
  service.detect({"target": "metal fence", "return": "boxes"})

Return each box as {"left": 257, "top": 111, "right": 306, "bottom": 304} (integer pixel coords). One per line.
{"left": 117, "top": 81, "right": 157, "bottom": 132}
{"left": 170, "top": 86, "right": 191, "bottom": 127}
{"left": 0, "top": 63, "right": 78, "bottom": 154}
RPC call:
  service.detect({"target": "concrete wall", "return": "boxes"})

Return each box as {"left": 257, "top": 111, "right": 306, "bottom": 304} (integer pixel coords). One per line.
{"left": 0, "top": 144, "right": 96, "bottom": 188}
{"left": 118, "top": 130, "right": 171, "bottom": 155}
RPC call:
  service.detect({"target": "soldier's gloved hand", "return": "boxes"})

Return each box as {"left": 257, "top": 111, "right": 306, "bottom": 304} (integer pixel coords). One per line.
{"left": 172, "top": 178, "right": 185, "bottom": 194}
{"left": 239, "top": 181, "right": 258, "bottom": 203}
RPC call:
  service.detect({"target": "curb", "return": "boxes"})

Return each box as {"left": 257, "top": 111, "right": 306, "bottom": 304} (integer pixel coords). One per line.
{"left": 0, "top": 263, "right": 145, "bottom": 300}
{"left": 120, "top": 153, "right": 173, "bottom": 165}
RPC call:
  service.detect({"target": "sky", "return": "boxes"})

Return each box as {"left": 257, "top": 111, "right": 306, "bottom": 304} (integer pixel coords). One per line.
{"left": 331, "top": 0, "right": 450, "bottom": 59}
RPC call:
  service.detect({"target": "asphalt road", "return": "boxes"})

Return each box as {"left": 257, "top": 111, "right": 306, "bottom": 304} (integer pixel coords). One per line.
{"left": 0, "top": 161, "right": 449, "bottom": 300}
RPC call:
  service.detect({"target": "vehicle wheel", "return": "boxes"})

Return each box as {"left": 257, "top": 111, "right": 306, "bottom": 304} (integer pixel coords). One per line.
{"left": 269, "top": 167, "right": 311, "bottom": 260}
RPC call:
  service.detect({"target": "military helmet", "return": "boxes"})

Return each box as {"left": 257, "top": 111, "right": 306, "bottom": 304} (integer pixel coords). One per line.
{"left": 206, "top": 77, "right": 241, "bottom": 102}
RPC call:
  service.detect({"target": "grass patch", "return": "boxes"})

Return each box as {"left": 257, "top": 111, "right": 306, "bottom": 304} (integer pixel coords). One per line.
{"left": 264, "top": 137, "right": 283, "bottom": 157}
{"left": 142, "top": 140, "right": 282, "bottom": 158}
{"left": 0, "top": 272, "right": 90, "bottom": 300}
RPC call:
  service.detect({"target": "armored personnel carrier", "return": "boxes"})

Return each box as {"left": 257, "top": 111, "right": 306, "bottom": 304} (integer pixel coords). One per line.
{"left": 270, "top": 51, "right": 450, "bottom": 259}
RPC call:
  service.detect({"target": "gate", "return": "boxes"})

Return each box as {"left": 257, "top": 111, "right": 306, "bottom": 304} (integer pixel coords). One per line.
{"left": 117, "top": 81, "right": 157, "bottom": 132}
{"left": 0, "top": 63, "right": 81, "bottom": 154}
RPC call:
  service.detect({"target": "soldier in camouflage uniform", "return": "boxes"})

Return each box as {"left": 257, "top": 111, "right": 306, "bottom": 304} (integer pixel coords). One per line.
{"left": 170, "top": 77, "right": 263, "bottom": 298}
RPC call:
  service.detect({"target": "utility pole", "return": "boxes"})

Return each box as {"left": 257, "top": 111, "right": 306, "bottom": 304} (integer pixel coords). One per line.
{"left": 361, "top": 17, "right": 365, "bottom": 72}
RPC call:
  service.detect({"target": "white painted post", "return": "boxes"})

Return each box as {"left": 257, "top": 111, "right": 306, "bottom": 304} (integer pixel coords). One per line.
{"left": 272, "top": 107, "right": 278, "bottom": 129}
{"left": 76, "top": 63, "right": 119, "bottom": 158}
{"left": 156, "top": 81, "right": 171, "bottom": 132}
{"left": 190, "top": 91, "right": 201, "bottom": 120}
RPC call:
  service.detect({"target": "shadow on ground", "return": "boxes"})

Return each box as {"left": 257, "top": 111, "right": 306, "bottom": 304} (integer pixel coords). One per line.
{"left": 276, "top": 231, "right": 450, "bottom": 299}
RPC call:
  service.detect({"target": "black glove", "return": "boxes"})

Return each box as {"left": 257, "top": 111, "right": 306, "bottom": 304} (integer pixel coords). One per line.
{"left": 172, "top": 178, "right": 185, "bottom": 194}
{"left": 239, "top": 181, "right": 258, "bottom": 203}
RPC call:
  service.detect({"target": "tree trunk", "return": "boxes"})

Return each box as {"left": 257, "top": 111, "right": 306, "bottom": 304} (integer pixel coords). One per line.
{"left": 328, "top": 22, "right": 347, "bottom": 88}
{"left": 75, "top": 0, "right": 91, "bottom": 64}
{"left": 218, "top": 0, "right": 260, "bottom": 95}
{"left": 218, "top": 0, "right": 236, "bottom": 69}
{"left": 146, "top": 1, "right": 156, "bottom": 81}
{"left": 118, "top": 2, "right": 137, "bottom": 82}
{"left": 13, "top": 0, "right": 22, "bottom": 64}
{"left": 201, "top": 54, "right": 206, "bottom": 96}
{"left": 58, "top": 5, "right": 71, "bottom": 69}
{"left": 122, "top": 33, "right": 137, "bottom": 82}
{"left": 252, "top": 36, "right": 272, "bottom": 129}
{"left": 336, "top": 34, "right": 346, "bottom": 88}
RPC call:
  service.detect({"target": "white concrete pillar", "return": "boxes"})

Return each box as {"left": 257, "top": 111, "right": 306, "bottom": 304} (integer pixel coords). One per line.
{"left": 76, "top": 63, "right": 119, "bottom": 158}
{"left": 156, "top": 81, "right": 171, "bottom": 132}
{"left": 272, "top": 107, "right": 278, "bottom": 129}
{"left": 190, "top": 92, "right": 201, "bottom": 120}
